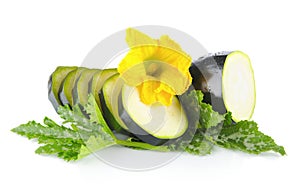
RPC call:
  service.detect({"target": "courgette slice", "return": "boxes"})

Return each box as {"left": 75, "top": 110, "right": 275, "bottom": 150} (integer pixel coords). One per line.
{"left": 73, "top": 68, "right": 100, "bottom": 106}
{"left": 99, "top": 74, "right": 128, "bottom": 131}
{"left": 90, "top": 68, "right": 118, "bottom": 108}
{"left": 59, "top": 67, "right": 86, "bottom": 106}
{"left": 118, "top": 84, "right": 188, "bottom": 144}
{"left": 48, "top": 66, "right": 77, "bottom": 110}
{"left": 190, "top": 51, "right": 256, "bottom": 122}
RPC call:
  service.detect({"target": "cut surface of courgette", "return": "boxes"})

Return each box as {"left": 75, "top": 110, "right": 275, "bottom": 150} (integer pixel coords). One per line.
{"left": 100, "top": 74, "right": 128, "bottom": 130}
{"left": 190, "top": 51, "right": 256, "bottom": 122}
{"left": 73, "top": 68, "right": 100, "bottom": 106}
{"left": 120, "top": 84, "right": 188, "bottom": 139}
{"left": 90, "top": 69, "right": 118, "bottom": 108}
{"left": 48, "top": 66, "right": 77, "bottom": 110}
{"left": 59, "top": 67, "right": 86, "bottom": 106}
{"left": 222, "top": 51, "right": 256, "bottom": 121}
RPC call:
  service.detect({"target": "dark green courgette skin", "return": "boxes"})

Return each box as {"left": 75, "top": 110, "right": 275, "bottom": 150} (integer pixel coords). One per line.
{"left": 189, "top": 52, "right": 231, "bottom": 114}
{"left": 48, "top": 76, "right": 56, "bottom": 108}
{"left": 99, "top": 89, "right": 130, "bottom": 135}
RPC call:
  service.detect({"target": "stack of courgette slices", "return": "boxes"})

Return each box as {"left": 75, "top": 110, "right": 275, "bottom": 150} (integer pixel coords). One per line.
{"left": 48, "top": 51, "right": 256, "bottom": 145}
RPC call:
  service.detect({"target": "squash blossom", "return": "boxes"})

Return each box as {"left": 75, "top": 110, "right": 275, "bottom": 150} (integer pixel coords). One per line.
{"left": 117, "top": 28, "right": 192, "bottom": 106}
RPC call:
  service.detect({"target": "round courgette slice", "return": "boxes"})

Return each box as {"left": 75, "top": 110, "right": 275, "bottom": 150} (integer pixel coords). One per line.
{"left": 119, "top": 84, "right": 188, "bottom": 141}
{"left": 48, "top": 66, "right": 77, "bottom": 110}
{"left": 59, "top": 67, "right": 86, "bottom": 106}
{"left": 99, "top": 74, "right": 128, "bottom": 131}
{"left": 190, "top": 51, "right": 256, "bottom": 122}
{"left": 90, "top": 68, "right": 118, "bottom": 108}
{"left": 73, "top": 68, "right": 100, "bottom": 106}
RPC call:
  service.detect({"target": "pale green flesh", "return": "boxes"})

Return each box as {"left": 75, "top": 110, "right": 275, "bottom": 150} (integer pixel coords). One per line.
{"left": 222, "top": 51, "right": 256, "bottom": 122}
{"left": 121, "top": 84, "right": 188, "bottom": 139}
{"left": 102, "top": 74, "right": 128, "bottom": 129}
{"left": 75, "top": 69, "right": 100, "bottom": 106}
{"left": 91, "top": 69, "right": 118, "bottom": 108}
{"left": 52, "top": 66, "right": 77, "bottom": 103}
{"left": 62, "top": 68, "right": 86, "bottom": 106}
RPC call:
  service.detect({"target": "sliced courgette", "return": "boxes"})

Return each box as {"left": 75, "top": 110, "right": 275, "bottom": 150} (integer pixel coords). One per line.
{"left": 49, "top": 66, "right": 195, "bottom": 146}
{"left": 190, "top": 51, "right": 256, "bottom": 122}
{"left": 90, "top": 68, "right": 118, "bottom": 108}
{"left": 99, "top": 74, "right": 128, "bottom": 131}
{"left": 48, "top": 66, "right": 77, "bottom": 110}
{"left": 73, "top": 68, "right": 100, "bottom": 106}
{"left": 118, "top": 84, "right": 188, "bottom": 143}
{"left": 59, "top": 67, "right": 86, "bottom": 106}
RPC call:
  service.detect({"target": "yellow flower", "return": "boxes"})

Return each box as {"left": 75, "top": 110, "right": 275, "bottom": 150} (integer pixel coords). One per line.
{"left": 118, "top": 28, "right": 192, "bottom": 106}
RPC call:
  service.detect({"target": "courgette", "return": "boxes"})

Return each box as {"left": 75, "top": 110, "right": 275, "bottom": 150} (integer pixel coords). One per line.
{"left": 48, "top": 66, "right": 77, "bottom": 110}
{"left": 73, "top": 68, "right": 100, "bottom": 106}
{"left": 90, "top": 69, "right": 118, "bottom": 108}
{"left": 99, "top": 74, "right": 128, "bottom": 131}
{"left": 59, "top": 67, "right": 86, "bottom": 106}
{"left": 118, "top": 84, "right": 188, "bottom": 145}
{"left": 190, "top": 51, "right": 256, "bottom": 122}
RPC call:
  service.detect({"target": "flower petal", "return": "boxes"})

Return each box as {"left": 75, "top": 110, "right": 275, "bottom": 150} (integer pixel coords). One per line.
{"left": 159, "top": 35, "right": 183, "bottom": 52}
{"left": 137, "top": 81, "right": 159, "bottom": 105}
{"left": 126, "top": 28, "right": 157, "bottom": 47}
{"left": 137, "top": 81, "right": 175, "bottom": 106}
{"left": 118, "top": 28, "right": 193, "bottom": 106}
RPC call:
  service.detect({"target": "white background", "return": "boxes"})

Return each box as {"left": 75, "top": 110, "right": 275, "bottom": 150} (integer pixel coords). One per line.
{"left": 1, "top": 0, "right": 299, "bottom": 193}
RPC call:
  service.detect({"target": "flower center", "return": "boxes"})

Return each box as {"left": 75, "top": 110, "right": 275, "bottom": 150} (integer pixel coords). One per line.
{"left": 145, "top": 61, "right": 162, "bottom": 77}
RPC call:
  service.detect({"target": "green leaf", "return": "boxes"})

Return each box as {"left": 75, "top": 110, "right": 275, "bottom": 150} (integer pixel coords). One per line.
{"left": 35, "top": 142, "right": 82, "bottom": 161}
{"left": 184, "top": 129, "right": 213, "bottom": 155}
{"left": 57, "top": 98, "right": 116, "bottom": 157}
{"left": 11, "top": 95, "right": 117, "bottom": 161}
{"left": 57, "top": 104, "right": 114, "bottom": 142}
{"left": 193, "top": 90, "right": 286, "bottom": 156}
{"left": 207, "top": 120, "right": 286, "bottom": 155}
{"left": 12, "top": 117, "right": 84, "bottom": 161}
{"left": 78, "top": 135, "right": 116, "bottom": 159}
{"left": 11, "top": 117, "right": 81, "bottom": 140}
{"left": 195, "top": 90, "right": 225, "bottom": 129}
{"left": 84, "top": 94, "right": 115, "bottom": 137}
